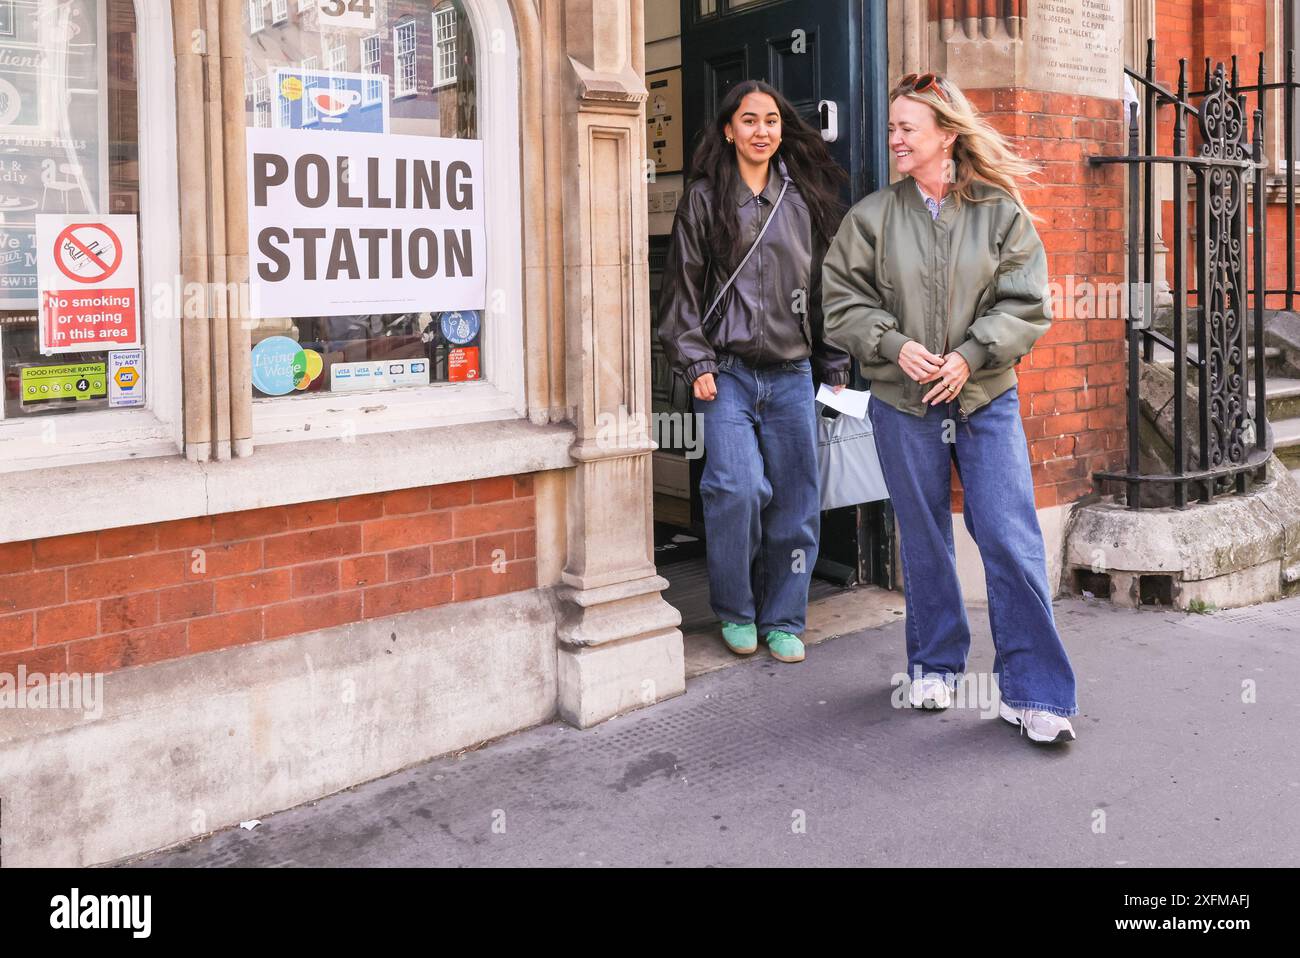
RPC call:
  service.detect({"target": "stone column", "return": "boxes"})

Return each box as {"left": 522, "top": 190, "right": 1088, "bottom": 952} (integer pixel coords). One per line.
{"left": 548, "top": 0, "right": 684, "bottom": 727}
{"left": 219, "top": 0, "right": 255, "bottom": 457}
{"left": 172, "top": 0, "right": 253, "bottom": 462}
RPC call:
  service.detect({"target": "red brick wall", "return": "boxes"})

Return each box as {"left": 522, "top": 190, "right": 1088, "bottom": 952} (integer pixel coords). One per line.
{"left": 1152, "top": 0, "right": 1295, "bottom": 308}
{"left": 1154, "top": 0, "right": 1268, "bottom": 76}
{"left": 961, "top": 89, "right": 1129, "bottom": 510}
{"left": 0, "top": 475, "right": 538, "bottom": 679}
{"left": 1264, "top": 201, "right": 1300, "bottom": 308}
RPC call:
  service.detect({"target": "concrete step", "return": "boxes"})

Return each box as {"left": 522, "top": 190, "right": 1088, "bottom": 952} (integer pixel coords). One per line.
{"left": 1249, "top": 376, "right": 1300, "bottom": 422}
{"left": 1274, "top": 417, "right": 1300, "bottom": 469}
{"left": 1153, "top": 342, "right": 1285, "bottom": 375}
{"left": 1146, "top": 344, "right": 1300, "bottom": 465}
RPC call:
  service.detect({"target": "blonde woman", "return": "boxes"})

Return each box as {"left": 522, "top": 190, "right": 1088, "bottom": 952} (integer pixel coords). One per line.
{"left": 821, "top": 72, "right": 1078, "bottom": 744}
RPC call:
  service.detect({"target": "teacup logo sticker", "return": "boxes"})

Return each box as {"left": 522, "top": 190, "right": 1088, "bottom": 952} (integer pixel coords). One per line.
{"left": 272, "top": 68, "right": 389, "bottom": 134}
{"left": 251, "top": 335, "right": 323, "bottom": 396}
{"left": 313, "top": 87, "right": 362, "bottom": 123}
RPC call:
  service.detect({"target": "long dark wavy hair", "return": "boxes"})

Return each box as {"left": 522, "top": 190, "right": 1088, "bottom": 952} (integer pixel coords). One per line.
{"left": 687, "top": 80, "right": 848, "bottom": 270}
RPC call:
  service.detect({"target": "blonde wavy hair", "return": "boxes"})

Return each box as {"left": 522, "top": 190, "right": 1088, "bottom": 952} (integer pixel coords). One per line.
{"left": 889, "top": 73, "right": 1041, "bottom": 220}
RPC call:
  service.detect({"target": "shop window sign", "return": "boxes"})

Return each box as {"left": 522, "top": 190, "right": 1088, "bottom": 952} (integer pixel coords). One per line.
{"left": 274, "top": 68, "right": 389, "bottom": 133}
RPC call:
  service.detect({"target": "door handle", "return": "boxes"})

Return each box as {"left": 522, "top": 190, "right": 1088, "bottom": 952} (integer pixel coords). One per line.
{"left": 818, "top": 99, "right": 839, "bottom": 143}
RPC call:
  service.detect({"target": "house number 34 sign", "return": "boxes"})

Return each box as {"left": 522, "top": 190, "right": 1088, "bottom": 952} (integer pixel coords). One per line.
{"left": 316, "top": 0, "right": 377, "bottom": 30}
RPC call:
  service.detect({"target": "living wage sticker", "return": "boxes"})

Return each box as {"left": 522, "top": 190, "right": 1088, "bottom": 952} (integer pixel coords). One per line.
{"left": 251, "top": 336, "right": 324, "bottom": 396}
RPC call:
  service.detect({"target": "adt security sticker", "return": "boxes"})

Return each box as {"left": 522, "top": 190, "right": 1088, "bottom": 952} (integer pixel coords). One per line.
{"left": 439, "top": 310, "right": 480, "bottom": 345}
{"left": 108, "top": 349, "right": 144, "bottom": 408}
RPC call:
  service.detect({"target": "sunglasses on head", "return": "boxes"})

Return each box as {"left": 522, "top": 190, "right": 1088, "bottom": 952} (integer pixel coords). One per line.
{"left": 897, "top": 72, "right": 949, "bottom": 103}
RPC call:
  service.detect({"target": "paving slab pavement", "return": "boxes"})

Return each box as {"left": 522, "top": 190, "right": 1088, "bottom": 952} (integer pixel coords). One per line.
{"left": 129, "top": 595, "right": 1300, "bottom": 868}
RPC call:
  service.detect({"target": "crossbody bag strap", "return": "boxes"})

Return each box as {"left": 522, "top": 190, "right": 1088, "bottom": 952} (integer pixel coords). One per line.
{"left": 701, "top": 176, "right": 790, "bottom": 330}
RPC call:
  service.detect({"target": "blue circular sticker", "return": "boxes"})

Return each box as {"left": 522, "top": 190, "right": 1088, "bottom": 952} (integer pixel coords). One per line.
{"left": 439, "top": 310, "right": 481, "bottom": 346}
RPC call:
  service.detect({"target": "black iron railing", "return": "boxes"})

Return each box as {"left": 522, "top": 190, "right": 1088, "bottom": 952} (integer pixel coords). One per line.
{"left": 1089, "top": 39, "right": 1297, "bottom": 509}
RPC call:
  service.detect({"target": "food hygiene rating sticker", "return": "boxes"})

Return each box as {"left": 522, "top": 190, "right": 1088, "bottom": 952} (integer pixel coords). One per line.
{"left": 251, "top": 336, "right": 324, "bottom": 396}
{"left": 20, "top": 362, "right": 108, "bottom": 407}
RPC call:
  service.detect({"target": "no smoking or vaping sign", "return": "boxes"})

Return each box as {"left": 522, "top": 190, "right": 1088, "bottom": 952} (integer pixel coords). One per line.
{"left": 35, "top": 215, "right": 141, "bottom": 355}
{"left": 53, "top": 223, "right": 125, "bottom": 285}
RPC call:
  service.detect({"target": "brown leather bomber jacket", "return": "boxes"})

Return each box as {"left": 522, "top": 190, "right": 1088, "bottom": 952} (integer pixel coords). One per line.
{"left": 656, "top": 159, "right": 853, "bottom": 387}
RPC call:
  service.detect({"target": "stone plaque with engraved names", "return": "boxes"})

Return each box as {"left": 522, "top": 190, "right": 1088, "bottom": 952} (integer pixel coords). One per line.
{"left": 1026, "top": 0, "right": 1124, "bottom": 99}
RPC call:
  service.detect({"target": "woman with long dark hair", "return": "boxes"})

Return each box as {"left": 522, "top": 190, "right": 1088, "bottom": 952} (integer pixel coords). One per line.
{"left": 657, "top": 80, "right": 852, "bottom": 663}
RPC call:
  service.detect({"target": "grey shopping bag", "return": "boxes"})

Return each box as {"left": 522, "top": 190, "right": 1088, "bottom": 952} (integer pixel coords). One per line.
{"left": 816, "top": 401, "right": 889, "bottom": 511}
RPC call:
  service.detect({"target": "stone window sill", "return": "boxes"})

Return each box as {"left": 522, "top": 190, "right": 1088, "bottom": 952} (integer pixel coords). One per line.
{"left": 0, "top": 417, "right": 576, "bottom": 544}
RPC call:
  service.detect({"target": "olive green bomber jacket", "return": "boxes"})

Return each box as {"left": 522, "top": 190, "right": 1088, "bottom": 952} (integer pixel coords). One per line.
{"left": 820, "top": 175, "right": 1052, "bottom": 418}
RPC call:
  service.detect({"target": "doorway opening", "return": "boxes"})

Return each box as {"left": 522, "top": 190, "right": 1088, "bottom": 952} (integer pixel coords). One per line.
{"left": 646, "top": 0, "right": 895, "bottom": 642}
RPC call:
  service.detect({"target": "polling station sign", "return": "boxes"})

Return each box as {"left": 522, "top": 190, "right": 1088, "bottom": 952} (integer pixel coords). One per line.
{"left": 35, "top": 215, "right": 142, "bottom": 355}
{"left": 246, "top": 128, "right": 486, "bottom": 320}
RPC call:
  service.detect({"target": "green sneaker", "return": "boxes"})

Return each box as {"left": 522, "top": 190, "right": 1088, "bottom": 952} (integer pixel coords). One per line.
{"left": 765, "top": 630, "right": 805, "bottom": 663}
{"left": 720, "top": 621, "right": 758, "bottom": 655}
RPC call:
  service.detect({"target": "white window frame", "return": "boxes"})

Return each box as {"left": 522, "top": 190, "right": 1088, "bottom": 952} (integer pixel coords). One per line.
{"left": 271, "top": 0, "right": 288, "bottom": 25}
{"left": 393, "top": 19, "right": 417, "bottom": 98}
{"left": 325, "top": 36, "right": 347, "bottom": 74}
{"left": 301, "top": 55, "right": 320, "bottom": 126}
{"left": 361, "top": 32, "right": 383, "bottom": 106}
{"left": 325, "top": 36, "right": 347, "bottom": 98}
{"left": 302, "top": 85, "right": 319, "bottom": 125}
{"left": 251, "top": 0, "right": 526, "bottom": 445}
{"left": 277, "top": 82, "right": 292, "bottom": 127}
{"left": 432, "top": 6, "right": 457, "bottom": 89}
{"left": 253, "top": 74, "right": 272, "bottom": 128}
{"left": 0, "top": 1, "right": 183, "bottom": 472}
{"left": 248, "top": 0, "right": 265, "bottom": 33}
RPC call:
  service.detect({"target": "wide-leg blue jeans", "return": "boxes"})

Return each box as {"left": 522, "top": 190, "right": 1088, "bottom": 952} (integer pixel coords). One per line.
{"left": 868, "top": 386, "right": 1078, "bottom": 716}
{"left": 696, "top": 351, "right": 820, "bottom": 636}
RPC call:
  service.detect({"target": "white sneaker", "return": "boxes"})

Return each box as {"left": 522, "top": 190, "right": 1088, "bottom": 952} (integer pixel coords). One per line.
{"left": 908, "top": 676, "right": 952, "bottom": 710}
{"left": 999, "top": 700, "right": 1077, "bottom": 743}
